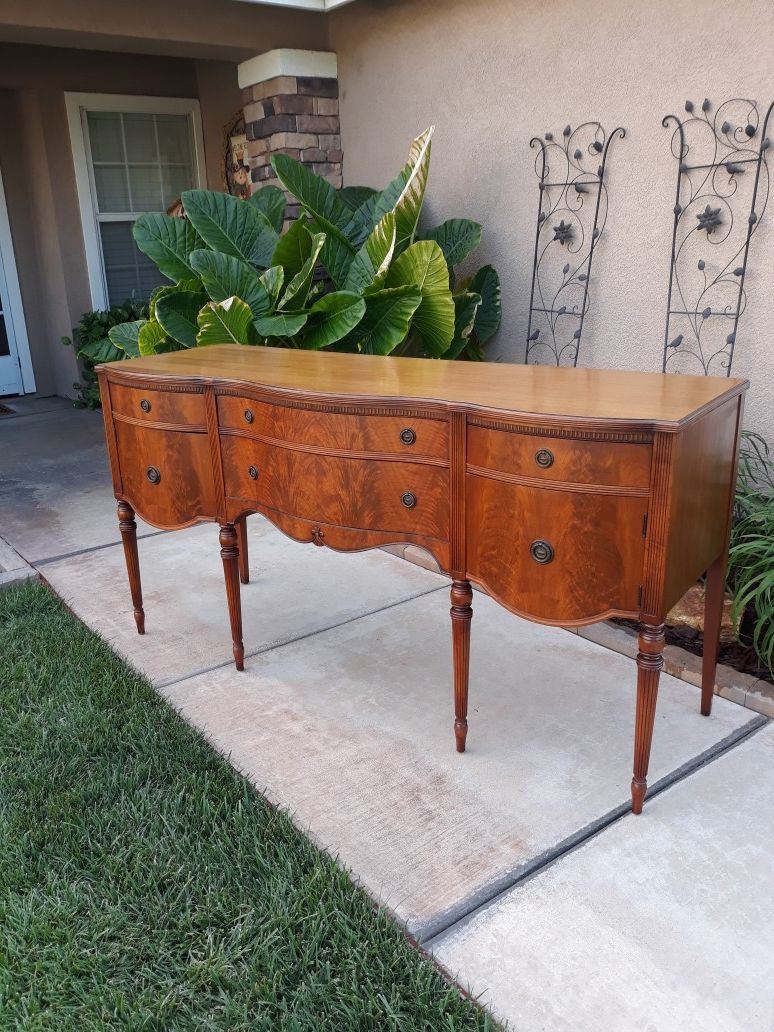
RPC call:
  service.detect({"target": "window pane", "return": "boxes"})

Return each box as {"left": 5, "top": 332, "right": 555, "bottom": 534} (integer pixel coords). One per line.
{"left": 87, "top": 112, "right": 123, "bottom": 163}
{"left": 94, "top": 165, "right": 130, "bottom": 212}
{"left": 0, "top": 315, "right": 9, "bottom": 358}
{"left": 99, "top": 221, "right": 166, "bottom": 306}
{"left": 128, "top": 166, "right": 164, "bottom": 211}
{"left": 162, "top": 165, "right": 194, "bottom": 208}
{"left": 157, "top": 115, "right": 192, "bottom": 164}
{"left": 123, "top": 113, "right": 158, "bottom": 163}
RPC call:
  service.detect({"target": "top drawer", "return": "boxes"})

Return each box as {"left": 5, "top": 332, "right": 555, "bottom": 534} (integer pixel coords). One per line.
{"left": 217, "top": 395, "right": 449, "bottom": 461}
{"left": 467, "top": 424, "right": 652, "bottom": 489}
{"left": 110, "top": 381, "right": 206, "bottom": 428}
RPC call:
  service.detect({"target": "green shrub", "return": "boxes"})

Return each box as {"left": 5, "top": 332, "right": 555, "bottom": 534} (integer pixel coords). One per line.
{"left": 117, "top": 127, "right": 501, "bottom": 361}
{"left": 62, "top": 300, "right": 149, "bottom": 408}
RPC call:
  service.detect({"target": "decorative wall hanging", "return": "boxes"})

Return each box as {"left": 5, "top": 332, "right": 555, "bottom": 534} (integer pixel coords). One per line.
{"left": 524, "top": 122, "right": 625, "bottom": 366}
{"left": 222, "top": 111, "right": 251, "bottom": 200}
{"left": 661, "top": 97, "right": 773, "bottom": 376}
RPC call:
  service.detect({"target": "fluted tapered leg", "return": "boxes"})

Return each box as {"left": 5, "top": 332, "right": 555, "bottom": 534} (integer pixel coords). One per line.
{"left": 702, "top": 554, "right": 726, "bottom": 717}
{"left": 117, "top": 501, "right": 144, "bottom": 635}
{"left": 631, "top": 622, "right": 664, "bottom": 814}
{"left": 450, "top": 579, "right": 473, "bottom": 753}
{"left": 220, "top": 523, "right": 244, "bottom": 671}
{"left": 235, "top": 516, "right": 249, "bottom": 585}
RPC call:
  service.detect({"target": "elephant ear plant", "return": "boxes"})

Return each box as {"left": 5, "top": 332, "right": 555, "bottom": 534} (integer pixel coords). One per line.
{"left": 112, "top": 127, "right": 501, "bottom": 360}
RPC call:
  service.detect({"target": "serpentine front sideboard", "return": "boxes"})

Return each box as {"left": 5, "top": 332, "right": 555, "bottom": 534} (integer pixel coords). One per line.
{"left": 97, "top": 344, "right": 747, "bottom": 814}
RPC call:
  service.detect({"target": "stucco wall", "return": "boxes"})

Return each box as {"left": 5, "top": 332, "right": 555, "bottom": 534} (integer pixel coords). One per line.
{"left": 329, "top": 0, "right": 774, "bottom": 440}
{"left": 0, "top": 44, "right": 240, "bottom": 396}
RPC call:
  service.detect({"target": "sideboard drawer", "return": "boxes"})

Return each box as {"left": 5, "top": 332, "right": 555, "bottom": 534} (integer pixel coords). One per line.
{"left": 466, "top": 473, "right": 647, "bottom": 623}
{"left": 221, "top": 436, "right": 449, "bottom": 539}
{"left": 110, "top": 382, "right": 206, "bottom": 427}
{"left": 115, "top": 421, "right": 216, "bottom": 528}
{"left": 217, "top": 395, "right": 449, "bottom": 460}
{"left": 467, "top": 424, "right": 652, "bottom": 489}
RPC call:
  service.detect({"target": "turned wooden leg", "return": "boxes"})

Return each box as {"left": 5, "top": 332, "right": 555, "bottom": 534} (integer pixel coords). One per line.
{"left": 631, "top": 622, "right": 665, "bottom": 814}
{"left": 450, "top": 579, "right": 473, "bottom": 753}
{"left": 702, "top": 553, "right": 726, "bottom": 717}
{"left": 117, "top": 501, "right": 145, "bottom": 635}
{"left": 235, "top": 516, "right": 249, "bottom": 585}
{"left": 219, "top": 523, "right": 245, "bottom": 671}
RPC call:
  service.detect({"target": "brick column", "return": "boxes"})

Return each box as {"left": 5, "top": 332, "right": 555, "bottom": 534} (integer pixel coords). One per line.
{"left": 238, "top": 49, "right": 341, "bottom": 214}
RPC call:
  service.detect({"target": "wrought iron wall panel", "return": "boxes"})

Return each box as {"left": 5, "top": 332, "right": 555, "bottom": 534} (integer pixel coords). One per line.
{"left": 662, "top": 97, "right": 773, "bottom": 376}
{"left": 525, "top": 122, "right": 625, "bottom": 367}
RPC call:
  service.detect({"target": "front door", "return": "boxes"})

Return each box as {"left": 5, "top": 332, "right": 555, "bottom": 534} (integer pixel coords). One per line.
{"left": 0, "top": 166, "right": 33, "bottom": 396}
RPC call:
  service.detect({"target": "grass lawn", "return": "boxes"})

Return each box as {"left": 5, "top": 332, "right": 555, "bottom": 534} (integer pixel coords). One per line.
{"left": 0, "top": 580, "right": 495, "bottom": 1030}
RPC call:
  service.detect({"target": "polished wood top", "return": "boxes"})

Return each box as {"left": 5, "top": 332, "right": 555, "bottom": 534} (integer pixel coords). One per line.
{"left": 104, "top": 344, "right": 747, "bottom": 427}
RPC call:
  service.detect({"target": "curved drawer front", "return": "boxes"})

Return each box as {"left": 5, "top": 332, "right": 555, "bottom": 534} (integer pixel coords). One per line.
{"left": 466, "top": 473, "right": 647, "bottom": 623}
{"left": 217, "top": 395, "right": 449, "bottom": 460}
{"left": 467, "top": 424, "right": 652, "bottom": 489}
{"left": 221, "top": 435, "right": 449, "bottom": 539}
{"left": 115, "top": 422, "right": 216, "bottom": 528}
{"left": 110, "top": 381, "right": 206, "bottom": 427}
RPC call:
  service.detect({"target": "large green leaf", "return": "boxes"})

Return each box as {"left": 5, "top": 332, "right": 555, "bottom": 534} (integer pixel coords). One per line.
{"left": 385, "top": 239, "right": 454, "bottom": 356}
{"left": 155, "top": 290, "right": 205, "bottom": 349}
{"left": 318, "top": 232, "right": 356, "bottom": 289}
{"left": 422, "top": 219, "right": 482, "bottom": 271}
{"left": 271, "top": 218, "right": 314, "bottom": 281}
{"left": 253, "top": 311, "right": 308, "bottom": 338}
{"left": 467, "top": 265, "right": 502, "bottom": 344}
{"left": 339, "top": 186, "right": 379, "bottom": 212}
{"left": 259, "top": 265, "right": 284, "bottom": 306}
{"left": 271, "top": 154, "right": 357, "bottom": 250}
{"left": 182, "top": 190, "right": 278, "bottom": 267}
{"left": 373, "top": 127, "right": 433, "bottom": 254}
{"left": 349, "top": 285, "right": 422, "bottom": 356}
{"left": 149, "top": 280, "right": 202, "bottom": 321}
{"left": 137, "top": 319, "right": 169, "bottom": 357}
{"left": 248, "top": 185, "right": 286, "bottom": 233}
{"left": 444, "top": 291, "right": 482, "bottom": 360}
{"left": 132, "top": 215, "right": 203, "bottom": 282}
{"left": 107, "top": 320, "right": 146, "bottom": 358}
{"left": 196, "top": 297, "right": 258, "bottom": 347}
{"left": 344, "top": 212, "right": 396, "bottom": 295}
{"left": 79, "top": 335, "right": 122, "bottom": 363}
{"left": 280, "top": 232, "right": 325, "bottom": 310}
{"left": 303, "top": 291, "right": 366, "bottom": 350}
{"left": 189, "top": 250, "right": 272, "bottom": 319}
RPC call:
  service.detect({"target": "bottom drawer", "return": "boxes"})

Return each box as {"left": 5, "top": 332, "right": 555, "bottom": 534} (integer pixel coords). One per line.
{"left": 466, "top": 474, "right": 647, "bottom": 623}
{"left": 115, "top": 422, "right": 216, "bottom": 528}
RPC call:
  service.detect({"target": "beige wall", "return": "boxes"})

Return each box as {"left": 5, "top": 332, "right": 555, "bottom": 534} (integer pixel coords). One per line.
{"left": 329, "top": 0, "right": 774, "bottom": 440}
{"left": 0, "top": 44, "right": 241, "bottom": 396}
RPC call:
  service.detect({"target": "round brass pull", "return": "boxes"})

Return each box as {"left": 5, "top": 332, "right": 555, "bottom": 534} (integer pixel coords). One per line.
{"left": 248, "top": 465, "right": 259, "bottom": 480}
{"left": 401, "top": 491, "right": 417, "bottom": 509}
{"left": 530, "top": 539, "right": 554, "bottom": 564}
{"left": 140, "top": 398, "right": 151, "bottom": 413}
{"left": 400, "top": 427, "right": 416, "bottom": 446}
{"left": 146, "top": 466, "right": 161, "bottom": 485}
{"left": 535, "top": 448, "right": 554, "bottom": 469}
{"left": 244, "top": 409, "right": 254, "bottom": 424}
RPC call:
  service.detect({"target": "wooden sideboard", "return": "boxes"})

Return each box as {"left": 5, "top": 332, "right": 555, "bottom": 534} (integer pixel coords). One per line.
{"left": 97, "top": 344, "right": 747, "bottom": 814}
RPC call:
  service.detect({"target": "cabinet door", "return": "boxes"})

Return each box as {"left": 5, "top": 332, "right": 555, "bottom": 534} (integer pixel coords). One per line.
{"left": 115, "top": 422, "right": 216, "bottom": 529}
{"left": 466, "top": 475, "right": 647, "bottom": 623}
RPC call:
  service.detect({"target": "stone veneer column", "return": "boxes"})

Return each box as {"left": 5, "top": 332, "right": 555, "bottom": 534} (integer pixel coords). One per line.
{"left": 238, "top": 49, "right": 341, "bottom": 215}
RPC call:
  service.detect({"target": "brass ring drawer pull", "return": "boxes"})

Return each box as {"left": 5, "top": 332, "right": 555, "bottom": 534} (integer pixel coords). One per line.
{"left": 244, "top": 409, "right": 254, "bottom": 424}
{"left": 146, "top": 466, "right": 161, "bottom": 485}
{"left": 248, "top": 465, "right": 259, "bottom": 480}
{"left": 530, "top": 539, "right": 554, "bottom": 564}
{"left": 535, "top": 448, "right": 554, "bottom": 469}
{"left": 401, "top": 491, "right": 417, "bottom": 509}
{"left": 400, "top": 427, "right": 416, "bottom": 446}
{"left": 140, "top": 398, "right": 151, "bottom": 413}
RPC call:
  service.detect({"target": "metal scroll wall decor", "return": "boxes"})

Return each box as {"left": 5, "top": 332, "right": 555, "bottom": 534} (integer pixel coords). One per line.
{"left": 662, "top": 97, "right": 773, "bottom": 376}
{"left": 525, "top": 122, "right": 625, "bottom": 366}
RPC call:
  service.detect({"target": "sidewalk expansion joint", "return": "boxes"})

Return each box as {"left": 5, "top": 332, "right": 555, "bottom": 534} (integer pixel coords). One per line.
{"left": 33, "top": 529, "right": 170, "bottom": 568}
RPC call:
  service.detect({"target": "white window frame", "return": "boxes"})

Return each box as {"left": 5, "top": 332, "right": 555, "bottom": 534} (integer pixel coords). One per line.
{"left": 66, "top": 93, "right": 206, "bottom": 311}
{"left": 0, "top": 164, "right": 35, "bottom": 393}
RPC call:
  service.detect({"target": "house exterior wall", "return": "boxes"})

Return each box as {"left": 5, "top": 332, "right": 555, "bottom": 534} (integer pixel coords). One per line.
{"left": 328, "top": 0, "right": 774, "bottom": 441}
{"left": 0, "top": 44, "right": 240, "bottom": 396}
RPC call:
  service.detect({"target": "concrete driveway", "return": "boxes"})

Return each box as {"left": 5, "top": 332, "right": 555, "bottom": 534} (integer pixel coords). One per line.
{"left": 2, "top": 399, "right": 773, "bottom": 1031}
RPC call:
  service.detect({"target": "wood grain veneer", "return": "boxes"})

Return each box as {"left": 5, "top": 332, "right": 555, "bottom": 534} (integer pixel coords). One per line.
{"left": 97, "top": 344, "right": 748, "bottom": 815}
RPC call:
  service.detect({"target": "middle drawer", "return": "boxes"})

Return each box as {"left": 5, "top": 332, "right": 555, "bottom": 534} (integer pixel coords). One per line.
{"left": 221, "top": 435, "right": 450, "bottom": 539}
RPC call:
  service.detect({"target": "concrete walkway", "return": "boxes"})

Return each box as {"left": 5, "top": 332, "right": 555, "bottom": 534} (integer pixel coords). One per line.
{"left": 2, "top": 400, "right": 773, "bottom": 1029}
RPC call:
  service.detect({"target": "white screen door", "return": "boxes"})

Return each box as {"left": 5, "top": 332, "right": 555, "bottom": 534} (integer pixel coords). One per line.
{"left": 0, "top": 166, "right": 33, "bottom": 396}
